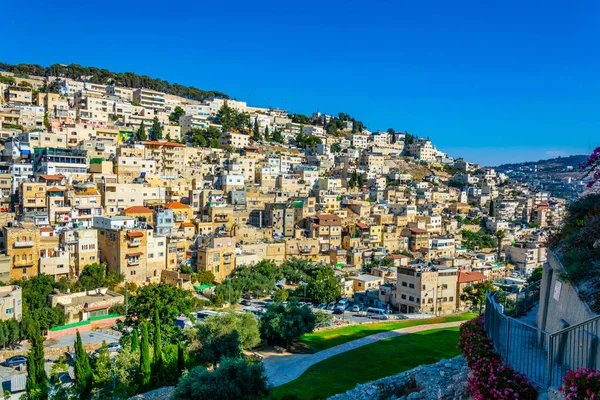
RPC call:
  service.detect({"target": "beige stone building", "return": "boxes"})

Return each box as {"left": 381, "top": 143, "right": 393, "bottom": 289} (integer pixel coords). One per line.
{"left": 197, "top": 236, "right": 236, "bottom": 282}
{"left": 3, "top": 226, "right": 40, "bottom": 280}
{"left": 97, "top": 227, "right": 149, "bottom": 284}
{"left": 0, "top": 285, "right": 22, "bottom": 321}
{"left": 396, "top": 266, "right": 458, "bottom": 315}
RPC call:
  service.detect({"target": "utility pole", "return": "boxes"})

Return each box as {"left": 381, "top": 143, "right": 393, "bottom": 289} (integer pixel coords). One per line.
{"left": 125, "top": 278, "right": 129, "bottom": 318}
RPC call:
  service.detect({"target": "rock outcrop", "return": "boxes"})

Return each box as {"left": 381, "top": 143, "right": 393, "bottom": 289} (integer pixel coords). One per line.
{"left": 328, "top": 356, "right": 469, "bottom": 400}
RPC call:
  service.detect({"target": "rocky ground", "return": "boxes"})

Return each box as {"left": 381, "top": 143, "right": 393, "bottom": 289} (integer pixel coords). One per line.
{"left": 128, "top": 387, "right": 174, "bottom": 400}
{"left": 327, "top": 356, "right": 470, "bottom": 400}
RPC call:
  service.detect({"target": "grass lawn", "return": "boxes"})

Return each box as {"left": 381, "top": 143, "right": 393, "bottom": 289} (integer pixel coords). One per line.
{"left": 271, "top": 327, "right": 461, "bottom": 400}
{"left": 298, "top": 312, "right": 476, "bottom": 352}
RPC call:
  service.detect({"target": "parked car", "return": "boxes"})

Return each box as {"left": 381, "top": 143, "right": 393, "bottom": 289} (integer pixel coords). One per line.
{"left": 242, "top": 293, "right": 255, "bottom": 300}
{"left": 240, "top": 299, "right": 252, "bottom": 306}
{"left": 6, "top": 356, "right": 27, "bottom": 367}
{"left": 304, "top": 302, "right": 313, "bottom": 308}
{"left": 107, "top": 342, "right": 122, "bottom": 352}
{"left": 317, "top": 303, "right": 327, "bottom": 309}
{"left": 352, "top": 305, "right": 361, "bottom": 313}
{"left": 327, "top": 302, "right": 337, "bottom": 310}
{"left": 332, "top": 307, "right": 345, "bottom": 315}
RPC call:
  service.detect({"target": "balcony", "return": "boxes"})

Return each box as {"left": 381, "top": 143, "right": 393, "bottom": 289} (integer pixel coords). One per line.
{"left": 14, "top": 260, "right": 34, "bottom": 267}
{"left": 128, "top": 239, "right": 142, "bottom": 247}
{"left": 127, "top": 259, "right": 140, "bottom": 266}
{"left": 213, "top": 214, "right": 229, "bottom": 223}
{"left": 174, "top": 214, "right": 186, "bottom": 222}
{"left": 14, "top": 241, "right": 34, "bottom": 248}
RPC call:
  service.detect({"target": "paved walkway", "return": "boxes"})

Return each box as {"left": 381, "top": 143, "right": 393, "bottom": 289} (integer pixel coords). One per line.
{"left": 263, "top": 320, "right": 465, "bottom": 387}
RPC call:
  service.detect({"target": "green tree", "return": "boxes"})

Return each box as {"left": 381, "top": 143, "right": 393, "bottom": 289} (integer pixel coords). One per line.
{"left": 188, "top": 312, "right": 259, "bottom": 366}
{"left": 139, "top": 323, "right": 151, "bottom": 389}
{"left": 43, "top": 110, "right": 50, "bottom": 131}
{"left": 527, "top": 267, "right": 543, "bottom": 284}
{"left": 307, "top": 266, "right": 341, "bottom": 304}
{"left": 330, "top": 143, "right": 342, "bottom": 153}
{"left": 253, "top": 117, "right": 259, "bottom": 137}
{"left": 152, "top": 309, "right": 164, "bottom": 382}
{"left": 131, "top": 327, "right": 139, "bottom": 352}
{"left": 172, "top": 358, "right": 269, "bottom": 400}
{"left": 74, "top": 331, "right": 93, "bottom": 399}
{"left": 135, "top": 122, "right": 147, "bottom": 141}
{"left": 489, "top": 200, "right": 495, "bottom": 217}
{"left": 150, "top": 116, "right": 162, "bottom": 140}
{"left": 264, "top": 126, "right": 270, "bottom": 139}
{"left": 113, "top": 348, "right": 140, "bottom": 398}
{"left": 25, "top": 321, "right": 48, "bottom": 400}
{"left": 177, "top": 342, "right": 185, "bottom": 375}
{"left": 165, "top": 133, "right": 172, "bottom": 142}
{"left": 357, "top": 173, "right": 365, "bottom": 188}
{"left": 259, "top": 301, "right": 316, "bottom": 349}
{"left": 459, "top": 281, "right": 499, "bottom": 314}
{"left": 169, "top": 106, "right": 185, "bottom": 122}
{"left": 496, "top": 229, "right": 506, "bottom": 261}
{"left": 272, "top": 130, "right": 284, "bottom": 143}
{"left": 273, "top": 288, "right": 289, "bottom": 302}
{"left": 93, "top": 341, "right": 112, "bottom": 396}
{"left": 126, "top": 283, "right": 194, "bottom": 342}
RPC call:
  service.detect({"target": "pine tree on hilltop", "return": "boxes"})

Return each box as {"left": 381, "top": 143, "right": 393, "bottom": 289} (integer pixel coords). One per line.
{"left": 74, "top": 330, "right": 93, "bottom": 399}
{"left": 140, "top": 323, "right": 151, "bottom": 389}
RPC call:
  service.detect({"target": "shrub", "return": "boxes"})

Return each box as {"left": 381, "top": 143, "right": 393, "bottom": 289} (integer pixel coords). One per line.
{"left": 559, "top": 368, "right": 600, "bottom": 399}
{"left": 458, "top": 316, "right": 538, "bottom": 399}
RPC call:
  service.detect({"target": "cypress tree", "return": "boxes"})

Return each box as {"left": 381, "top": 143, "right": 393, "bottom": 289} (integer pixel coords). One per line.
{"left": 177, "top": 342, "right": 185, "bottom": 376}
{"left": 74, "top": 331, "right": 93, "bottom": 399}
{"left": 151, "top": 116, "right": 162, "bottom": 140}
{"left": 26, "top": 321, "right": 48, "bottom": 400}
{"left": 489, "top": 200, "right": 495, "bottom": 217}
{"left": 152, "top": 309, "right": 163, "bottom": 382}
{"left": 131, "top": 327, "right": 139, "bottom": 352}
{"left": 140, "top": 323, "right": 151, "bottom": 389}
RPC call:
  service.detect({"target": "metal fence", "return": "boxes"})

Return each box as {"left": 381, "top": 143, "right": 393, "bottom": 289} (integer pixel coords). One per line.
{"left": 503, "top": 280, "right": 541, "bottom": 318}
{"left": 485, "top": 293, "right": 600, "bottom": 388}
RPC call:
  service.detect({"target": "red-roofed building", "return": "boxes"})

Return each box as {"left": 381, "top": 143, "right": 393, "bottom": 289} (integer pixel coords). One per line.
{"left": 457, "top": 271, "right": 488, "bottom": 309}
{"left": 121, "top": 206, "right": 154, "bottom": 224}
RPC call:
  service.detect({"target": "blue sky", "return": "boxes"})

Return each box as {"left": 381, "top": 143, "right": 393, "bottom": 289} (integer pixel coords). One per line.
{"left": 3, "top": 0, "right": 598, "bottom": 165}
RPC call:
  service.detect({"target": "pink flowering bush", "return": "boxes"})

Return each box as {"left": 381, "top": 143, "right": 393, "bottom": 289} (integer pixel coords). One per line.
{"left": 580, "top": 146, "right": 600, "bottom": 188}
{"left": 458, "top": 315, "right": 538, "bottom": 399}
{"left": 559, "top": 368, "right": 600, "bottom": 399}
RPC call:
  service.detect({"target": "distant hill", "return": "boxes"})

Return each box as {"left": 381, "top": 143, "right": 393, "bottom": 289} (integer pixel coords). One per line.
{"left": 494, "top": 154, "right": 587, "bottom": 175}
{"left": 0, "top": 62, "right": 228, "bottom": 102}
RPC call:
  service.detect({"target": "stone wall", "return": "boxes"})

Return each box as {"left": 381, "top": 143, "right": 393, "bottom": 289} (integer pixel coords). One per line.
{"left": 327, "top": 356, "right": 469, "bottom": 400}
{"left": 537, "top": 251, "right": 596, "bottom": 334}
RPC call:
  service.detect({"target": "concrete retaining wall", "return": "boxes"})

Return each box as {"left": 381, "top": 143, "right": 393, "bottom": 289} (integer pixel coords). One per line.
{"left": 537, "top": 251, "right": 596, "bottom": 333}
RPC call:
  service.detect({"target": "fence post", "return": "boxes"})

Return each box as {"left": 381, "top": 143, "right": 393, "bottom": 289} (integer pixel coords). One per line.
{"left": 547, "top": 335, "right": 554, "bottom": 388}
{"left": 505, "top": 317, "right": 511, "bottom": 363}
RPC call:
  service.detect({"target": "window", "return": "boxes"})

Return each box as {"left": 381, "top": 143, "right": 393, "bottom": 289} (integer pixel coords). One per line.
{"left": 401, "top": 281, "right": 407, "bottom": 287}
{"left": 409, "top": 296, "right": 414, "bottom": 301}
{"left": 442, "top": 284, "right": 448, "bottom": 289}
{"left": 158, "top": 252, "right": 164, "bottom": 257}
{"left": 401, "top": 294, "right": 406, "bottom": 299}
{"left": 5, "top": 308, "right": 13, "bottom": 314}
{"left": 408, "top": 283, "right": 415, "bottom": 289}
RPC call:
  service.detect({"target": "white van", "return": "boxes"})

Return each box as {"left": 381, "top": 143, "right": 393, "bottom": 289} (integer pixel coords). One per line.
{"left": 366, "top": 307, "right": 389, "bottom": 320}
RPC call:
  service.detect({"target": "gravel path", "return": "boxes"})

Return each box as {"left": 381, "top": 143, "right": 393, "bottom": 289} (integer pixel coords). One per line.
{"left": 263, "top": 320, "right": 465, "bottom": 387}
